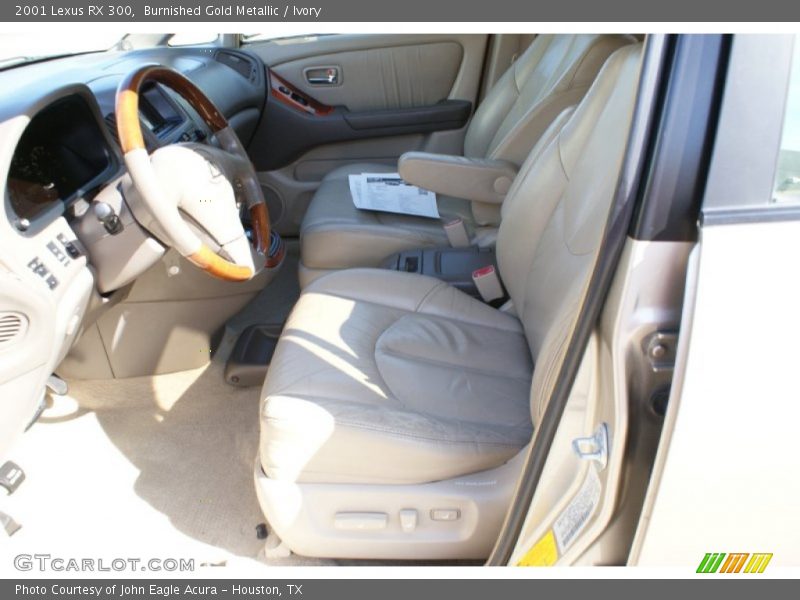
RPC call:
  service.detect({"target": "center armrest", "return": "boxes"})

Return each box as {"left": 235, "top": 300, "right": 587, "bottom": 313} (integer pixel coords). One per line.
{"left": 398, "top": 152, "right": 518, "bottom": 205}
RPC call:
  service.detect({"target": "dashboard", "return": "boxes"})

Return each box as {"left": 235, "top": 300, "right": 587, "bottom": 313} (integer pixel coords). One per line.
{"left": 0, "top": 44, "right": 267, "bottom": 461}
{"left": 3, "top": 46, "right": 265, "bottom": 235}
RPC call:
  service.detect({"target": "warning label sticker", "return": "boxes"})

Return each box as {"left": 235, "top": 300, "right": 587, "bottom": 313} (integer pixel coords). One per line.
{"left": 553, "top": 466, "right": 601, "bottom": 553}
{"left": 517, "top": 529, "right": 559, "bottom": 566}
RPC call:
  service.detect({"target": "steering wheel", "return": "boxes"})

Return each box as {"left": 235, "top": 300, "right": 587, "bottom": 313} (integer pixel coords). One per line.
{"left": 115, "top": 64, "right": 279, "bottom": 281}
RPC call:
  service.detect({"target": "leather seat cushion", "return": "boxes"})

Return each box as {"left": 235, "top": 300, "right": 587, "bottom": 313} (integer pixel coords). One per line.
{"left": 300, "top": 163, "right": 475, "bottom": 271}
{"left": 260, "top": 268, "right": 533, "bottom": 485}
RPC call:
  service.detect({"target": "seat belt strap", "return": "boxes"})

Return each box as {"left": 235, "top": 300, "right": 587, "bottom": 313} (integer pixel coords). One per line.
{"left": 443, "top": 217, "right": 471, "bottom": 248}
{"left": 472, "top": 265, "right": 505, "bottom": 302}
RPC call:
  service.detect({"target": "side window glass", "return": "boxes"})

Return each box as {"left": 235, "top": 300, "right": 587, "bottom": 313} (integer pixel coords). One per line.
{"left": 774, "top": 36, "right": 800, "bottom": 203}
{"left": 168, "top": 33, "right": 219, "bottom": 47}
{"left": 240, "top": 33, "right": 331, "bottom": 45}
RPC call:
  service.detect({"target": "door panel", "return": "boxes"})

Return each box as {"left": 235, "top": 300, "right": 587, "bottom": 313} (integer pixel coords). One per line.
{"left": 270, "top": 41, "right": 464, "bottom": 112}
{"left": 244, "top": 34, "right": 488, "bottom": 236}
{"left": 632, "top": 34, "right": 800, "bottom": 567}
{"left": 247, "top": 90, "right": 472, "bottom": 172}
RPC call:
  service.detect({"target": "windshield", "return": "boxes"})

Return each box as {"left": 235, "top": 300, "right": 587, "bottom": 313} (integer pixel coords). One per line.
{"left": 0, "top": 32, "right": 323, "bottom": 68}
{"left": 0, "top": 32, "right": 123, "bottom": 67}
{"left": 0, "top": 33, "right": 224, "bottom": 68}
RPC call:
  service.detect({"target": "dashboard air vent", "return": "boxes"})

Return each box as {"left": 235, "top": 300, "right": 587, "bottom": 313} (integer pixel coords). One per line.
{"left": 0, "top": 312, "right": 27, "bottom": 347}
{"left": 215, "top": 51, "right": 258, "bottom": 83}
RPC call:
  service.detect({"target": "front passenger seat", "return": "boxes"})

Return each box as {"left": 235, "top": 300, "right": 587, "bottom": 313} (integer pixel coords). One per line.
{"left": 258, "top": 43, "right": 643, "bottom": 560}
{"left": 299, "top": 34, "right": 635, "bottom": 286}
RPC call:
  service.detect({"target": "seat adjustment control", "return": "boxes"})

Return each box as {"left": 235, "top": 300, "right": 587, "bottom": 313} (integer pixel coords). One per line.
{"left": 399, "top": 509, "right": 418, "bottom": 532}
{"left": 334, "top": 512, "right": 388, "bottom": 531}
{"left": 430, "top": 508, "right": 460, "bottom": 522}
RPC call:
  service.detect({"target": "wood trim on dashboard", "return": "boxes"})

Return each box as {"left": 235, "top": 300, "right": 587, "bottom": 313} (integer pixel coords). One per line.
{"left": 269, "top": 71, "right": 334, "bottom": 117}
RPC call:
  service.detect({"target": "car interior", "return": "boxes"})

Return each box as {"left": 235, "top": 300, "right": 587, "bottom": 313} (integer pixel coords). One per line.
{"left": 0, "top": 32, "right": 656, "bottom": 566}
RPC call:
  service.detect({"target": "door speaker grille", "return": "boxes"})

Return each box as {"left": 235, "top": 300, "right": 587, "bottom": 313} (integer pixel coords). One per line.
{"left": 0, "top": 313, "right": 27, "bottom": 346}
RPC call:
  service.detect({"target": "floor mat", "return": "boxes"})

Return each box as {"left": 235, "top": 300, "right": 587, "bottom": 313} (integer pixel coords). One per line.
{"left": 213, "top": 239, "right": 302, "bottom": 364}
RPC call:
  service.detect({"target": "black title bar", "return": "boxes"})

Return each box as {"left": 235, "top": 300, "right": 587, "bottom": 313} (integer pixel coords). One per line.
{"left": 4, "top": 579, "right": 796, "bottom": 600}
{"left": 3, "top": 0, "right": 800, "bottom": 22}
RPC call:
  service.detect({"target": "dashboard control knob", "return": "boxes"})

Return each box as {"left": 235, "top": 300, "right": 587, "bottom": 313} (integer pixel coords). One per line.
{"left": 93, "top": 202, "right": 124, "bottom": 235}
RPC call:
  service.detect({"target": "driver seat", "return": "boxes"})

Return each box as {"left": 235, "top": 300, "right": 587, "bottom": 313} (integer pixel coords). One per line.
{"left": 257, "top": 44, "right": 643, "bottom": 560}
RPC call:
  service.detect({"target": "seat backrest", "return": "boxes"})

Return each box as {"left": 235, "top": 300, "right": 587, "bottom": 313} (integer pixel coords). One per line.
{"left": 463, "top": 34, "right": 634, "bottom": 226}
{"left": 495, "top": 43, "right": 643, "bottom": 425}
{"left": 464, "top": 34, "right": 635, "bottom": 166}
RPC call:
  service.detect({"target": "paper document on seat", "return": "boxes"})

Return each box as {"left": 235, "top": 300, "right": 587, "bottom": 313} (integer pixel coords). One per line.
{"left": 349, "top": 173, "right": 439, "bottom": 219}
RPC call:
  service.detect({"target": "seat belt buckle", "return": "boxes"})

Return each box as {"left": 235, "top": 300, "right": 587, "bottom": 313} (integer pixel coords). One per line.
{"left": 472, "top": 265, "right": 504, "bottom": 302}
{"left": 443, "top": 217, "right": 471, "bottom": 248}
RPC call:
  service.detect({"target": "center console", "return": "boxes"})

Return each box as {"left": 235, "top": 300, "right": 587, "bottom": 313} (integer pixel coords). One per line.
{"left": 380, "top": 245, "right": 498, "bottom": 299}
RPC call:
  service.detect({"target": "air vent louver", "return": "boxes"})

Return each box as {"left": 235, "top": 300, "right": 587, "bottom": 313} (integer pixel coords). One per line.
{"left": 0, "top": 313, "right": 27, "bottom": 346}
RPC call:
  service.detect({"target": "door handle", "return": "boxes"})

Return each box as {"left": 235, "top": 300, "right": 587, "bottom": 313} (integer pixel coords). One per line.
{"left": 304, "top": 66, "right": 340, "bottom": 86}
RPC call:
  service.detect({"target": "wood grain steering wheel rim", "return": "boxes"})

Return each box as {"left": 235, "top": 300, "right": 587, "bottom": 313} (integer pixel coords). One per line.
{"left": 116, "top": 65, "right": 271, "bottom": 282}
